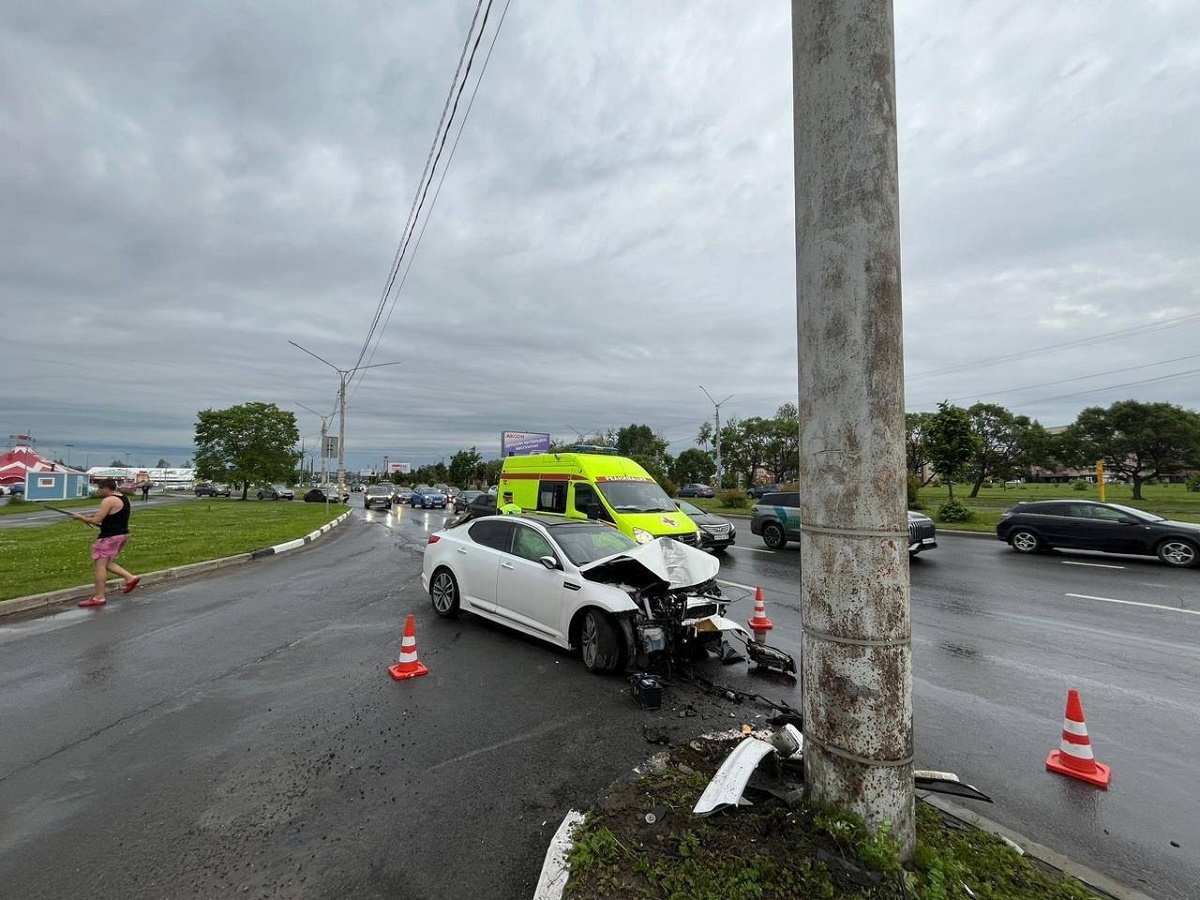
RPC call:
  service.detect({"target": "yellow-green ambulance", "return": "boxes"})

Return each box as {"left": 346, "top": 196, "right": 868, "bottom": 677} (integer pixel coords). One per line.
{"left": 498, "top": 448, "right": 701, "bottom": 546}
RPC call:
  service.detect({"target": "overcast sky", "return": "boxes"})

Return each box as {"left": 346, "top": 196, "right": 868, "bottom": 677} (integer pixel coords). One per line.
{"left": 3, "top": 1, "right": 1198, "bottom": 472}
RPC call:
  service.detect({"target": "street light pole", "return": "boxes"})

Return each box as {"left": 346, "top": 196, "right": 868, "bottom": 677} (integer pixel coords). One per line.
{"left": 699, "top": 385, "right": 733, "bottom": 489}
{"left": 290, "top": 341, "right": 401, "bottom": 496}
{"left": 65, "top": 444, "right": 74, "bottom": 468}
{"left": 297, "top": 403, "right": 335, "bottom": 487}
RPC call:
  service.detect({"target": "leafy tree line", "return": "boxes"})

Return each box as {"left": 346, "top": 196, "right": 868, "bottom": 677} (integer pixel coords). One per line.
{"left": 191, "top": 398, "right": 1200, "bottom": 503}
{"left": 910, "top": 399, "right": 1200, "bottom": 500}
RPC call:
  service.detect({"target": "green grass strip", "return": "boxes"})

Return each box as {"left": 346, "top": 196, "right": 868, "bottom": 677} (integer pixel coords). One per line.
{"left": 0, "top": 499, "right": 345, "bottom": 602}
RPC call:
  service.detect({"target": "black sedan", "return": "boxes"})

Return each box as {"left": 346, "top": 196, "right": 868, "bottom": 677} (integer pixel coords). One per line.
{"left": 677, "top": 483, "right": 715, "bottom": 498}
{"left": 996, "top": 500, "right": 1200, "bottom": 568}
{"left": 674, "top": 498, "right": 735, "bottom": 554}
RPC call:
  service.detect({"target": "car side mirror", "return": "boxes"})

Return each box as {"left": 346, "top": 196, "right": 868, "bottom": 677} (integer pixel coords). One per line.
{"left": 539, "top": 555, "right": 560, "bottom": 571}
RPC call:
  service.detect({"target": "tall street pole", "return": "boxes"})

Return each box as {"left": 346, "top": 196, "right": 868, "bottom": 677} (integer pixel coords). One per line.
{"left": 699, "top": 385, "right": 732, "bottom": 488}
{"left": 793, "top": 0, "right": 914, "bottom": 857}
{"left": 289, "top": 342, "right": 401, "bottom": 498}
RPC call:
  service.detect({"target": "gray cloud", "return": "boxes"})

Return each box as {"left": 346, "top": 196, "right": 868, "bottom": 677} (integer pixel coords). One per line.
{"left": 3, "top": 1, "right": 1197, "bottom": 470}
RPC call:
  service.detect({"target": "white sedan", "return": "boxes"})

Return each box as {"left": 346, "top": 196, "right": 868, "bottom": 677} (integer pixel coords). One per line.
{"left": 420, "top": 514, "right": 741, "bottom": 673}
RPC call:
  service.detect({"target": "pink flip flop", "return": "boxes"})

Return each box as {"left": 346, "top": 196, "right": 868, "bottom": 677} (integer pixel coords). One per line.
{"left": 122, "top": 577, "right": 141, "bottom": 594}
{"left": 79, "top": 597, "right": 107, "bottom": 608}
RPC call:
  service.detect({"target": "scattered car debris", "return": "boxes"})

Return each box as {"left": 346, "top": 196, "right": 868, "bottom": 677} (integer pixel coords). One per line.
{"left": 643, "top": 804, "right": 670, "bottom": 825}
{"left": 693, "top": 728, "right": 993, "bottom": 819}
{"left": 629, "top": 673, "right": 662, "bottom": 709}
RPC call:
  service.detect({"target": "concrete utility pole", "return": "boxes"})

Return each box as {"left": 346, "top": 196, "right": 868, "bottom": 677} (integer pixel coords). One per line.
{"left": 699, "top": 385, "right": 732, "bottom": 489}
{"left": 792, "top": 0, "right": 914, "bottom": 857}
{"left": 289, "top": 342, "right": 400, "bottom": 496}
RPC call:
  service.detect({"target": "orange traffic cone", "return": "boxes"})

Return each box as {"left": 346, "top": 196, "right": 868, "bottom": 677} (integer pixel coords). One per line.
{"left": 747, "top": 586, "right": 774, "bottom": 641}
{"left": 1046, "top": 689, "right": 1110, "bottom": 789}
{"left": 388, "top": 614, "right": 429, "bottom": 681}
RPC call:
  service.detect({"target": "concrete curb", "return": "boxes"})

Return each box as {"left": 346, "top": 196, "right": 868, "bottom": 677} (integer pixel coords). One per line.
{"left": 0, "top": 509, "right": 353, "bottom": 618}
{"left": 532, "top": 763, "right": 1155, "bottom": 900}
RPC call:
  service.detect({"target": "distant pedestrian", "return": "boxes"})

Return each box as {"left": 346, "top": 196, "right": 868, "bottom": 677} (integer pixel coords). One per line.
{"left": 499, "top": 491, "right": 521, "bottom": 515}
{"left": 73, "top": 478, "right": 141, "bottom": 608}
{"left": 140, "top": 481, "right": 151, "bottom": 501}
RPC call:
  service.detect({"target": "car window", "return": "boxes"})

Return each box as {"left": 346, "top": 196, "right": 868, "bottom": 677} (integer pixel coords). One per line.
{"left": 1068, "top": 504, "right": 1131, "bottom": 522}
{"left": 537, "top": 480, "right": 568, "bottom": 513}
{"left": 511, "top": 524, "right": 555, "bottom": 563}
{"left": 761, "top": 492, "right": 799, "bottom": 508}
{"left": 675, "top": 499, "right": 702, "bottom": 515}
{"left": 469, "top": 520, "right": 513, "bottom": 552}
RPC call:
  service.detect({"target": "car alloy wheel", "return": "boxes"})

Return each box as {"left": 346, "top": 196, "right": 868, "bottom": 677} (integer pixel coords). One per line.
{"left": 762, "top": 522, "right": 787, "bottom": 550}
{"left": 1010, "top": 529, "right": 1041, "bottom": 554}
{"left": 580, "top": 608, "right": 621, "bottom": 673}
{"left": 430, "top": 569, "right": 461, "bottom": 616}
{"left": 1157, "top": 539, "right": 1198, "bottom": 568}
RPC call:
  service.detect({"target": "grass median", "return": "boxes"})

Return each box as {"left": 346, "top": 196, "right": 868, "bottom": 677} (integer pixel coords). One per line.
{"left": 0, "top": 499, "right": 347, "bottom": 603}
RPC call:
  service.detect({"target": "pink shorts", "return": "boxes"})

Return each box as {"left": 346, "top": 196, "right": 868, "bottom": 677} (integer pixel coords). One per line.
{"left": 91, "top": 534, "right": 129, "bottom": 561}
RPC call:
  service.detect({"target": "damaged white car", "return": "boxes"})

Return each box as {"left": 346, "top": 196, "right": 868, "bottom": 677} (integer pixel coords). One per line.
{"left": 421, "top": 514, "right": 758, "bottom": 673}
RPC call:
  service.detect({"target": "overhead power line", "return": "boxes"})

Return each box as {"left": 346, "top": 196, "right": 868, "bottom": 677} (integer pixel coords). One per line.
{"left": 912, "top": 351, "right": 1200, "bottom": 408}
{"left": 907, "top": 311, "right": 1200, "bottom": 381}
{"left": 350, "top": 0, "right": 507, "bottom": 392}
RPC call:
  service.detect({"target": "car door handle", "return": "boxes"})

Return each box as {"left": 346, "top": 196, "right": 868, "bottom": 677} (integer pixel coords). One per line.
{"left": 500, "top": 562, "right": 514, "bottom": 570}
{"left": 564, "top": 582, "right": 581, "bottom": 591}
{"left": 457, "top": 547, "right": 468, "bottom": 554}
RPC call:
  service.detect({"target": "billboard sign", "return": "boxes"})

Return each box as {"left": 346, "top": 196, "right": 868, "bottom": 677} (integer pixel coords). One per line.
{"left": 388, "top": 462, "right": 412, "bottom": 474}
{"left": 501, "top": 431, "right": 551, "bottom": 457}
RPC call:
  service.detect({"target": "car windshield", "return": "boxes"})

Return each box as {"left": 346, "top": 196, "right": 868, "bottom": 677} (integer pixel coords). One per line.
{"left": 675, "top": 499, "right": 702, "bottom": 515}
{"left": 598, "top": 480, "right": 675, "bottom": 513}
{"left": 1106, "top": 503, "right": 1163, "bottom": 522}
{"left": 367, "top": 486, "right": 390, "bottom": 495}
{"left": 550, "top": 523, "right": 639, "bottom": 565}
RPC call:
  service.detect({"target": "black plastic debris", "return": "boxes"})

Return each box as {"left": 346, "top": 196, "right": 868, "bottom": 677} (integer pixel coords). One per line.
{"left": 629, "top": 673, "right": 662, "bottom": 709}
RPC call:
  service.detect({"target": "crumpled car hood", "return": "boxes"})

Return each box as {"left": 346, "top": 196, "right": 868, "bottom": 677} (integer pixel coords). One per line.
{"left": 579, "top": 537, "right": 720, "bottom": 591}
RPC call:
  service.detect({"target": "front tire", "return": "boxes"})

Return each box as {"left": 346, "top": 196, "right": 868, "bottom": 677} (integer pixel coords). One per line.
{"left": 580, "top": 609, "right": 622, "bottom": 673}
{"left": 1157, "top": 539, "right": 1198, "bottom": 568}
{"left": 1009, "top": 529, "right": 1042, "bottom": 554}
{"left": 762, "top": 522, "right": 787, "bottom": 550}
{"left": 430, "top": 568, "right": 461, "bottom": 617}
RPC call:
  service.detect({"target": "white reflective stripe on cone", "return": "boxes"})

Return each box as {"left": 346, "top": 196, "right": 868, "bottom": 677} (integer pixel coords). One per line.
{"left": 1062, "top": 719, "right": 1089, "bottom": 736}
{"left": 1060, "top": 740, "right": 1095, "bottom": 759}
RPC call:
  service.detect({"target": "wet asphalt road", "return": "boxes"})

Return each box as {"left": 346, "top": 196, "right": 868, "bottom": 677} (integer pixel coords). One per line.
{"left": 1, "top": 507, "right": 1197, "bottom": 899}
{"left": 723, "top": 532, "right": 1200, "bottom": 900}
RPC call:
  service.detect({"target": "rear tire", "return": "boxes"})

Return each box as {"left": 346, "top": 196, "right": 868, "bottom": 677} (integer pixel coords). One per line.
{"left": 1157, "top": 538, "right": 1198, "bottom": 568}
{"left": 430, "top": 568, "right": 461, "bottom": 617}
{"left": 762, "top": 522, "right": 787, "bottom": 550}
{"left": 1009, "top": 529, "right": 1041, "bottom": 554}
{"left": 580, "top": 609, "right": 622, "bottom": 673}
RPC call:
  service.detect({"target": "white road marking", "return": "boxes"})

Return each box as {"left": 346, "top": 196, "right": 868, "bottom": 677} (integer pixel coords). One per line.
{"left": 730, "top": 546, "right": 776, "bottom": 555}
{"left": 1065, "top": 593, "right": 1200, "bottom": 616}
{"left": 1061, "top": 560, "right": 1126, "bottom": 570}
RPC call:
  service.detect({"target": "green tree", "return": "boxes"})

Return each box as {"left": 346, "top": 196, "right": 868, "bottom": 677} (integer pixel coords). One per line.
{"left": 905, "top": 411, "right": 936, "bottom": 485}
{"left": 448, "top": 447, "right": 483, "bottom": 487}
{"left": 923, "top": 401, "right": 975, "bottom": 499}
{"left": 765, "top": 403, "right": 800, "bottom": 483}
{"left": 1061, "top": 400, "right": 1200, "bottom": 500}
{"left": 963, "top": 403, "right": 1042, "bottom": 498}
{"left": 109, "top": 458, "right": 126, "bottom": 467}
{"left": 194, "top": 402, "right": 300, "bottom": 500}
{"left": 670, "top": 448, "right": 715, "bottom": 487}
{"left": 696, "top": 421, "right": 713, "bottom": 453}
{"left": 615, "top": 423, "right": 671, "bottom": 483}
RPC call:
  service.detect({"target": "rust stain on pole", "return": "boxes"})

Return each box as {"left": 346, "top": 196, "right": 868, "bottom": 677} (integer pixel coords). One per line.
{"left": 792, "top": 0, "right": 914, "bottom": 857}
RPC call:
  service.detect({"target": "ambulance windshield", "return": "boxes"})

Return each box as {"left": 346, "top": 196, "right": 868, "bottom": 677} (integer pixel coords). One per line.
{"left": 598, "top": 480, "right": 675, "bottom": 513}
